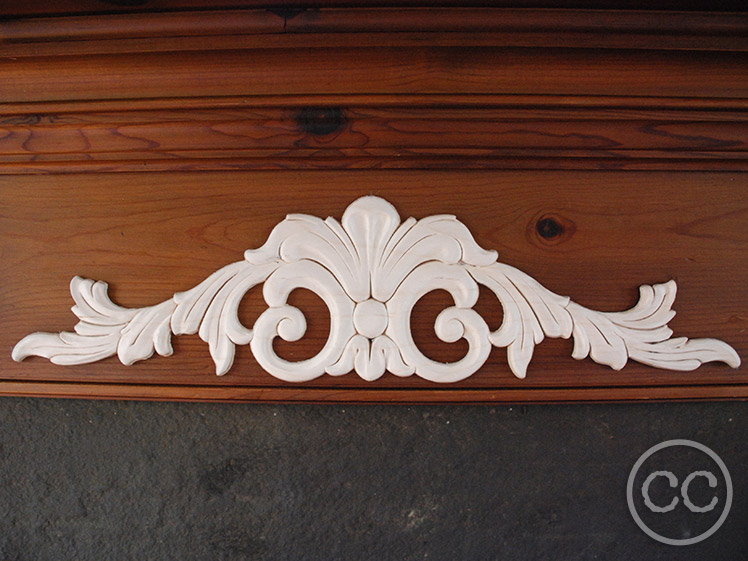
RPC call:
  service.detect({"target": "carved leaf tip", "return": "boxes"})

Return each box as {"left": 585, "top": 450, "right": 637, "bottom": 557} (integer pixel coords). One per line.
{"left": 567, "top": 279, "right": 741, "bottom": 372}
{"left": 628, "top": 337, "right": 741, "bottom": 371}
{"left": 12, "top": 275, "right": 176, "bottom": 367}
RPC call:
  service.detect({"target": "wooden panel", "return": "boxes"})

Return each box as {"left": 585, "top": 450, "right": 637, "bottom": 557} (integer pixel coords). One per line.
{"left": 2, "top": 170, "right": 746, "bottom": 400}
{"left": 0, "top": 5, "right": 746, "bottom": 402}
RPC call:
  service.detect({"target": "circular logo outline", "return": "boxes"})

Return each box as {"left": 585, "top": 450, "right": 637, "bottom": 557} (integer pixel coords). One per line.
{"left": 627, "top": 439, "right": 732, "bottom": 546}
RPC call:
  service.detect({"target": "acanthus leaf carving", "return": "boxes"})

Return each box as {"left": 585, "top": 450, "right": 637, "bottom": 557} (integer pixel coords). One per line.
{"left": 12, "top": 196, "right": 741, "bottom": 382}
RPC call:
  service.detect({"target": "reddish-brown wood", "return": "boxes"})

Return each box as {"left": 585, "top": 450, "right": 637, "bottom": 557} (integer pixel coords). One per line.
{"left": 0, "top": 95, "right": 747, "bottom": 172}
{"left": 0, "top": 5, "right": 746, "bottom": 402}
{"left": 1, "top": 8, "right": 747, "bottom": 55}
{"left": 0, "top": 100, "right": 746, "bottom": 172}
{"left": 2, "top": 48, "right": 748, "bottom": 104}
{"left": 2, "top": 381, "right": 748, "bottom": 404}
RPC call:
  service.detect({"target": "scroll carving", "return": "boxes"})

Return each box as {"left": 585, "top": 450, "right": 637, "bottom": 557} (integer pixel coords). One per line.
{"left": 13, "top": 197, "right": 740, "bottom": 382}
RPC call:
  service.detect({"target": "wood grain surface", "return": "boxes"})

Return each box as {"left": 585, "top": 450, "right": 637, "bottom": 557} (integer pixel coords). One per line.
{"left": 0, "top": 5, "right": 746, "bottom": 402}
{"left": 0, "top": 96, "right": 747, "bottom": 173}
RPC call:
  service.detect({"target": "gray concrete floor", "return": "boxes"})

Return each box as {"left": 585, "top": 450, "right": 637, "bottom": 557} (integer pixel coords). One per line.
{"left": 0, "top": 398, "right": 745, "bottom": 560}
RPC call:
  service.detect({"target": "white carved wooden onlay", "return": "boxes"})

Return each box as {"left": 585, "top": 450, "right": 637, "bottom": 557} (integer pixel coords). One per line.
{"left": 12, "top": 196, "right": 740, "bottom": 382}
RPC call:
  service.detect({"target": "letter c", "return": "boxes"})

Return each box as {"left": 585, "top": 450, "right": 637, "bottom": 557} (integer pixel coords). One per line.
{"left": 642, "top": 471, "right": 679, "bottom": 513}
{"left": 681, "top": 471, "right": 719, "bottom": 513}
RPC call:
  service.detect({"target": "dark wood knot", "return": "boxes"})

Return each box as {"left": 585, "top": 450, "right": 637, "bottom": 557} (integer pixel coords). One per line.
{"left": 532, "top": 213, "right": 576, "bottom": 246}
{"left": 296, "top": 107, "right": 346, "bottom": 136}
{"left": 537, "top": 217, "right": 564, "bottom": 239}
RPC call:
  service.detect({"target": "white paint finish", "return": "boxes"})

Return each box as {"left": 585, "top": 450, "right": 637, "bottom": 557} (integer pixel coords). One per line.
{"left": 353, "top": 299, "right": 388, "bottom": 339}
{"left": 12, "top": 196, "right": 741, "bottom": 382}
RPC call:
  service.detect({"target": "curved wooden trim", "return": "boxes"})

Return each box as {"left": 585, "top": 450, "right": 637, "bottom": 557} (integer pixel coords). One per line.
{"left": 1, "top": 8, "right": 747, "bottom": 53}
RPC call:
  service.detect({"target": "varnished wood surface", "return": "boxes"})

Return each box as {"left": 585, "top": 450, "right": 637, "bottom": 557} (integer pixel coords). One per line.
{"left": 0, "top": 95, "right": 747, "bottom": 173}
{"left": 0, "top": 8, "right": 747, "bottom": 103}
{"left": 2, "top": 381, "right": 748, "bottom": 404}
{"left": 2, "top": 0, "right": 747, "bottom": 19}
{"left": 1, "top": 8, "right": 747, "bottom": 55}
{"left": 0, "top": 5, "right": 746, "bottom": 401}
{"left": 2, "top": 48, "right": 747, "bottom": 104}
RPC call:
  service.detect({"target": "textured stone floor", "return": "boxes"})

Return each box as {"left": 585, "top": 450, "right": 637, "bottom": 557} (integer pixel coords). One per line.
{"left": 0, "top": 398, "right": 745, "bottom": 560}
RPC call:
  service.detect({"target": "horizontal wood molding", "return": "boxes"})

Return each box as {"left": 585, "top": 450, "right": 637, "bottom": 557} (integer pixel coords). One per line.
{"left": 2, "top": 381, "right": 748, "bottom": 404}
{"left": 1, "top": 1, "right": 746, "bottom": 19}
{"left": 1, "top": 95, "right": 747, "bottom": 172}
{"left": 2, "top": 8, "right": 748, "bottom": 54}
{"left": 3, "top": 49, "right": 747, "bottom": 103}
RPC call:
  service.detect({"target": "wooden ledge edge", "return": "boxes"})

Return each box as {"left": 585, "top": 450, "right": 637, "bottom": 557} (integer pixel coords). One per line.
{"left": 1, "top": 381, "right": 747, "bottom": 404}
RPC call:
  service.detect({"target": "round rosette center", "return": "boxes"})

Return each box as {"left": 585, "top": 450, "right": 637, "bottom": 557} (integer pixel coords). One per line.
{"left": 353, "top": 298, "right": 388, "bottom": 338}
